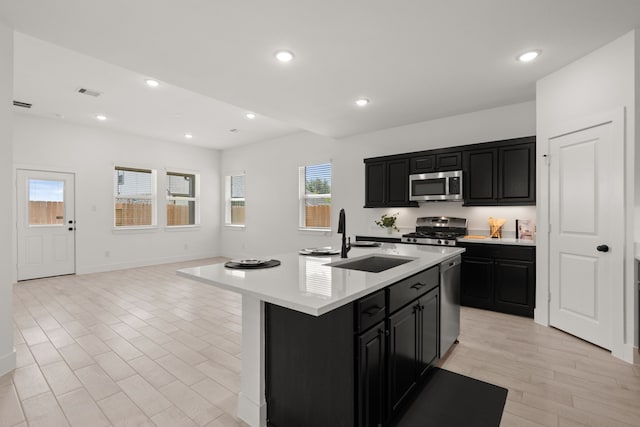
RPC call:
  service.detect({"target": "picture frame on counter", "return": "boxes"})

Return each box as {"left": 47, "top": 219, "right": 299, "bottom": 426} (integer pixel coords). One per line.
{"left": 516, "top": 219, "right": 535, "bottom": 240}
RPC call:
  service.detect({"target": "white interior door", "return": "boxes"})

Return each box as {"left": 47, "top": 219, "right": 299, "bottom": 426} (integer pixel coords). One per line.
{"left": 17, "top": 170, "right": 76, "bottom": 281}
{"left": 549, "top": 121, "right": 623, "bottom": 350}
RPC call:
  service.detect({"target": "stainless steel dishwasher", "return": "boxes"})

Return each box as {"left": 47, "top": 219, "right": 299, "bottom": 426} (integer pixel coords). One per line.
{"left": 440, "top": 255, "right": 461, "bottom": 357}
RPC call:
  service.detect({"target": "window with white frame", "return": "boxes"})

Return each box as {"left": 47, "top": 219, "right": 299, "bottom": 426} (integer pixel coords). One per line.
{"left": 225, "top": 174, "right": 245, "bottom": 226}
{"left": 113, "top": 166, "right": 156, "bottom": 227}
{"left": 299, "top": 162, "right": 331, "bottom": 229}
{"left": 167, "top": 171, "right": 199, "bottom": 226}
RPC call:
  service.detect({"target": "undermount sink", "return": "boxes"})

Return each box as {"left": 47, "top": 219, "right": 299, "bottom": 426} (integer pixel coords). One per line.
{"left": 326, "top": 255, "right": 416, "bottom": 273}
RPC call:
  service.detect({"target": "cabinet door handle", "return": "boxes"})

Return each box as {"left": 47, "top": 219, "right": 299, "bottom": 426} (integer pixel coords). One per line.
{"left": 411, "top": 283, "right": 425, "bottom": 290}
{"left": 364, "top": 305, "right": 384, "bottom": 317}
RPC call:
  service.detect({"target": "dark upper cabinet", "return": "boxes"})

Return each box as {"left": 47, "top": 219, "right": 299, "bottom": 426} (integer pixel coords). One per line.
{"left": 498, "top": 143, "right": 536, "bottom": 204}
{"left": 366, "top": 136, "right": 535, "bottom": 208}
{"left": 463, "top": 138, "right": 536, "bottom": 206}
{"left": 410, "top": 151, "right": 461, "bottom": 174}
{"left": 435, "top": 151, "right": 462, "bottom": 171}
{"left": 364, "top": 158, "right": 417, "bottom": 208}
{"left": 410, "top": 154, "right": 435, "bottom": 173}
{"left": 463, "top": 148, "right": 498, "bottom": 204}
{"left": 365, "top": 161, "right": 386, "bottom": 206}
{"left": 459, "top": 243, "right": 535, "bottom": 318}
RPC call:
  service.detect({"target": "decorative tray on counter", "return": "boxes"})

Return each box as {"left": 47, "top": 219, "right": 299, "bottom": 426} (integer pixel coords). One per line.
{"left": 350, "top": 241, "right": 382, "bottom": 247}
{"left": 299, "top": 247, "right": 340, "bottom": 256}
{"left": 224, "top": 258, "right": 281, "bottom": 269}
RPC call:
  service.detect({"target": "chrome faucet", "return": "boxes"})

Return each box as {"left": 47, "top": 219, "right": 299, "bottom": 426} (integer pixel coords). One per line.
{"left": 338, "top": 208, "right": 351, "bottom": 258}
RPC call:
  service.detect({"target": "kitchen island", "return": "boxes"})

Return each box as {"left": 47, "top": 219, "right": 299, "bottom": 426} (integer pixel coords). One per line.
{"left": 177, "top": 243, "right": 464, "bottom": 427}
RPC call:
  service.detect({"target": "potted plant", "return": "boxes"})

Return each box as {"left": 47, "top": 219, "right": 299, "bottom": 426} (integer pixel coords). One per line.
{"left": 375, "top": 213, "right": 399, "bottom": 233}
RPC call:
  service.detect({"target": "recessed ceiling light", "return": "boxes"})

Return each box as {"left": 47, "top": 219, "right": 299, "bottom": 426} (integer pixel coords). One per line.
{"left": 517, "top": 50, "right": 541, "bottom": 62}
{"left": 184, "top": 133, "right": 193, "bottom": 139}
{"left": 275, "top": 50, "right": 295, "bottom": 63}
{"left": 95, "top": 114, "right": 107, "bottom": 121}
{"left": 145, "top": 79, "right": 160, "bottom": 87}
{"left": 355, "top": 98, "right": 370, "bottom": 107}
{"left": 245, "top": 112, "right": 256, "bottom": 119}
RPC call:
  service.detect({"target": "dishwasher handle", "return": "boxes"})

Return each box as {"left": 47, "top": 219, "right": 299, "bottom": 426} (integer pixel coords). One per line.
{"left": 440, "top": 255, "right": 461, "bottom": 273}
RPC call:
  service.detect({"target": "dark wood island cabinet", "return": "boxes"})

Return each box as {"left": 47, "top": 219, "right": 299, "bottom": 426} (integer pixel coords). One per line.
{"left": 265, "top": 266, "right": 441, "bottom": 427}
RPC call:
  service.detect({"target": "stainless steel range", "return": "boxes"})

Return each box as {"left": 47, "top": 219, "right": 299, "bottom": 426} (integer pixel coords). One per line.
{"left": 402, "top": 216, "right": 467, "bottom": 246}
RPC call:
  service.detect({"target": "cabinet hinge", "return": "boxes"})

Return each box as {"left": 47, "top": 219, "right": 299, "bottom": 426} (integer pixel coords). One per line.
{"left": 548, "top": 292, "right": 551, "bottom": 302}
{"left": 543, "top": 154, "right": 551, "bottom": 165}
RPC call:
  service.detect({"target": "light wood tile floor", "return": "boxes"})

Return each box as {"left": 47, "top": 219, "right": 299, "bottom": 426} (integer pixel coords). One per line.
{"left": 3, "top": 257, "right": 247, "bottom": 427}
{"left": 440, "top": 308, "right": 640, "bottom": 426}
{"left": 1, "top": 258, "right": 639, "bottom": 426}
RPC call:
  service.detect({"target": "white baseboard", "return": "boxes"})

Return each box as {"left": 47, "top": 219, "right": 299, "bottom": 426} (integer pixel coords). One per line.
{"left": 237, "top": 391, "right": 267, "bottom": 427}
{"left": 0, "top": 348, "right": 16, "bottom": 377}
{"left": 77, "top": 251, "right": 221, "bottom": 275}
{"left": 612, "top": 343, "right": 636, "bottom": 364}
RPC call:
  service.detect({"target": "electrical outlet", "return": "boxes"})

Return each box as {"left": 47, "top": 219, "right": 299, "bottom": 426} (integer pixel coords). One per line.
{"left": 184, "top": 243, "right": 188, "bottom": 250}
{"left": 105, "top": 250, "right": 110, "bottom": 257}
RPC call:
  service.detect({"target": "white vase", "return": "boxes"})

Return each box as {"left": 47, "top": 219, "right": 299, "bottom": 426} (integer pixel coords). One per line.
{"left": 386, "top": 228, "right": 393, "bottom": 234}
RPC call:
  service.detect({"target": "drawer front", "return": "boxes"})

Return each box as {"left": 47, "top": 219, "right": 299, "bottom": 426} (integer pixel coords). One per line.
{"left": 493, "top": 245, "right": 535, "bottom": 261}
{"left": 388, "top": 267, "right": 439, "bottom": 314}
{"left": 459, "top": 243, "right": 535, "bottom": 261}
{"left": 357, "top": 290, "right": 386, "bottom": 333}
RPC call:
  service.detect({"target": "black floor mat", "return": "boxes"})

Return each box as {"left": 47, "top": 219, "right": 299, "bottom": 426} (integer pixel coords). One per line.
{"left": 395, "top": 368, "right": 508, "bottom": 427}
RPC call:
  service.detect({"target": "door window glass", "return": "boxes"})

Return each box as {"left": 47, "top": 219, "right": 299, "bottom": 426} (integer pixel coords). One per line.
{"left": 28, "top": 179, "right": 64, "bottom": 225}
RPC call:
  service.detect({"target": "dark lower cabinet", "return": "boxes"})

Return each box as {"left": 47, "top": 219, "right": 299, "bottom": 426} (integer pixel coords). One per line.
{"left": 358, "top": 323, "right": 386, "bottom": 427}
{"left": 388, "top": 287, "right": 439, "bottom": 417}
{"left": 459, "top": 243, "right": 535, "bottom": 318}
{"left": 266, "top": 266, "right": 441, "bottom": 427}
{"left": 460, "top": 256, "right": 493, "bottom": 310}
{"left": 265, "top": 303, "right": 354, "bottom": 427}
{"left": 494, "top": 259, "right": 535, "bottom": 317}
{"left": 388, "top": 303, "right": 417, "bottom": 414}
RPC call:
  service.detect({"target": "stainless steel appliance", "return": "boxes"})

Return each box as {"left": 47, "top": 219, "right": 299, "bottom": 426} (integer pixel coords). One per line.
{"left": 409, "top": 170, "right": 463, "bottom": 202}
{"left": 401, "top": 216, "right": 467, "bottom": 246}
{"left": 440, "top": 255, "right": 461, "bottom": 356}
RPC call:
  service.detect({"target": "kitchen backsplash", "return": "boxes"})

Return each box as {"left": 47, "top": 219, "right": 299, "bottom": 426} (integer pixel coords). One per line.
{"left": 363, "top": 202, "right": 536, "bottom": 237}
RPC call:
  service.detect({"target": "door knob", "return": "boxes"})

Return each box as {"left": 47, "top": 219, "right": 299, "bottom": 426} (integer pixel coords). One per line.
{"left": 596, "top": 245, "right": 609, "bottom": 252}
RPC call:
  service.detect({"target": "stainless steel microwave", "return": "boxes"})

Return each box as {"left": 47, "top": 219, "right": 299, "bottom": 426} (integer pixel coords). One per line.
{"left": 409, "top": 170, "right": 463, "bottom": 201}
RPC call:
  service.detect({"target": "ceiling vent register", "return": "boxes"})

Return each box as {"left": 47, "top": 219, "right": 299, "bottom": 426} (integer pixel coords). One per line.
{"left": 13, "top": 100, "right": 32, "bottom": 108}
{"left": 77, "top": 87, "right": 102, "bottom": 97}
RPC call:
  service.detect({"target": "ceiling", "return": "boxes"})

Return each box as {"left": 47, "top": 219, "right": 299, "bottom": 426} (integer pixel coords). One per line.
{"left": 3, "top": 0, "right": 640, "bottom": 150}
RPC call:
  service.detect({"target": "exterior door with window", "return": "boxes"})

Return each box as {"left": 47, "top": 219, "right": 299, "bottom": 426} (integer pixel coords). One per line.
{"left": 17, "top": 170, "right": 76, "bottom": 280}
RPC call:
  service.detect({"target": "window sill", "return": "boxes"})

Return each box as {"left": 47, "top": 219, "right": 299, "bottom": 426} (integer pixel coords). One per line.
{"left": 298, "top": 227, "right": 332, "bottom": 234}
{"left": 224, "top": 224, "right": 246, "bottom": 230}
{"left": 112, "top": 226, "right": 159, "bottom": 234}
{"left": 165, "top": 225, "right": 200, "bottom": 231}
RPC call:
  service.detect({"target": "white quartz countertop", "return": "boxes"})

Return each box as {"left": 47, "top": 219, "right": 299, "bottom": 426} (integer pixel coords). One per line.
{"left": 456, "top": 236, "right": 536, "bottom": 246}
{"left": 177, "top": 243, "right": 464, "bottom": 316}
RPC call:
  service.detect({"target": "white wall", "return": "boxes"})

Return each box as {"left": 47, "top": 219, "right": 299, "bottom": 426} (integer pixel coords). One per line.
{"left": 13, "top": 114, "right": 221, "bottom": 274}
{"left": 220, "top": 101, "right": 536, "bottom": 258}
{"left": 0, "top": 22, "right": 16, "bottom": 376}
{"left": 536, "top": 30, "right": 638, "bottom": 358}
